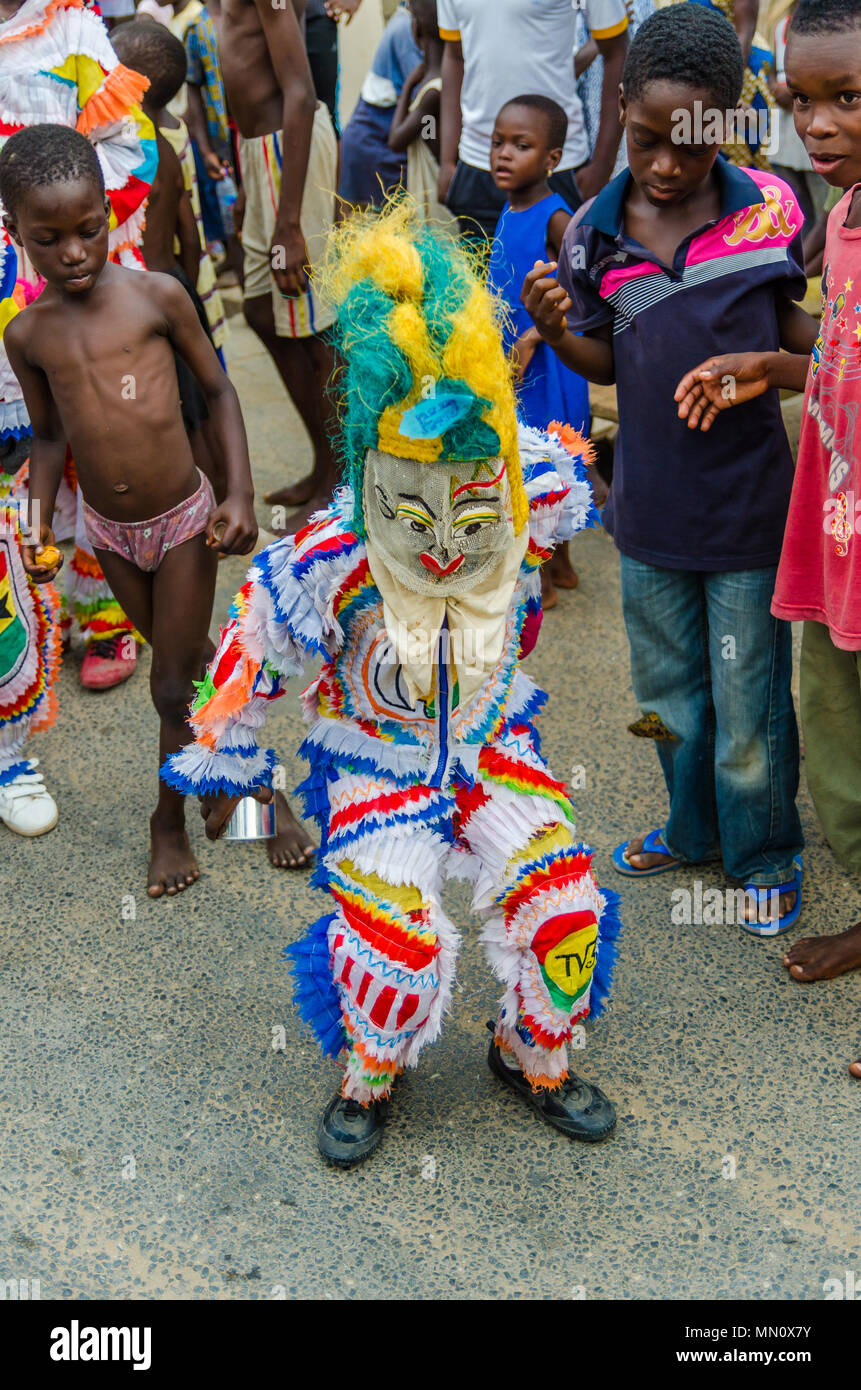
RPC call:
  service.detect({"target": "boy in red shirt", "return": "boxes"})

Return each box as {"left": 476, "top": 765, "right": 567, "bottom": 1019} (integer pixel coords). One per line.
{"left": 675, "top": 0, "right": 861, "bottom": 1077}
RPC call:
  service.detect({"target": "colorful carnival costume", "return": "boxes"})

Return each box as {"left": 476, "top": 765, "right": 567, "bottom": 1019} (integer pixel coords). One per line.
{"left": 0, "top": 505, "right": 61, "bottom": 832}
{"left": 0, "top": 0, "right": 156, "bottom": 674}
{"left": 165, "top": 205, "right": 622, "bottom": 1160}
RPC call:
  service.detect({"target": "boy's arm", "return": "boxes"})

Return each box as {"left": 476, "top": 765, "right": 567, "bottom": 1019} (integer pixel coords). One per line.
{"left": 510, "top": 326, "right": 542, "bottom": 380}
{"left": 547, "top": 208, "right": 572, "bottom": 260}
{"left": 510, "top": 211, "right": 573, "bottom": 379}
{"left": 576, "top": 27, "right": 628, "bottom": 201}
{"left": 388, "top": 65, "right": 433, "bottom": 152}
{"left": 521, "top": 260, "right": 615, "bottom": 384}
{"left": 803, "top": 213, "right": 828, "bottom": 277}
{"left": 4, "top": 321, "right": 67, "bottom": 581}
{"left": 185, "top": 83, "right": 223, "bottom": 180}
{"left": 575, "top": 36, "right": 598, "bottom": 80}
{"left": 777, "top": 295, "right": 819, "bottom": 356}
{"left": 176, "top": 181, "right": 202, "bottom": 287}
{"left": 154, "top": 276, "right": 257, "bottom": 554}
{"left": 675, "top": 299, "right": 818, "bottom": 432}
{"left": 254, "top": 0, "right": 317, "bottom": 297}
{"left": 438, "top": 38, "right": 463, "bottom": 203}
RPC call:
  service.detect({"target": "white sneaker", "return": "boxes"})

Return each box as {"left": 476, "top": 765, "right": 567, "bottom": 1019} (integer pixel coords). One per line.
{"left": 0, "top": 759, "right": 58, "bottom": 836}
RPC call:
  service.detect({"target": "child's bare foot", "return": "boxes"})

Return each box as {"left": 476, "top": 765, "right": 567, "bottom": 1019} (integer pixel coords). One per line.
{"left": 267, "top": 790, "right": 315, "bottom": 869}
{"left": 541, "top": 567, "right": 559, "bottom": 610}
{"left": 264, "top": 476, "right": 317, "bottom": 508}
{"left": 783, "top": 920, "right": 861, "bottom": 981}
{"left": 849, "top": 1058, "right": 861, "bottom": 1079}
{"left": 148, "top": 811, "right": 200, "bottom": 898}
{"left": 549, "top": 543, "right": 579, "bottom": 590}
{"left": 270, "top": 494, "right": 330, "bottom": 537}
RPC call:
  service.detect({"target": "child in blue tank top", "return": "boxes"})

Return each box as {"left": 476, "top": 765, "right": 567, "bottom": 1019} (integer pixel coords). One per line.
{"left": 488, "top": 94, "right": 591, "bottom": 605}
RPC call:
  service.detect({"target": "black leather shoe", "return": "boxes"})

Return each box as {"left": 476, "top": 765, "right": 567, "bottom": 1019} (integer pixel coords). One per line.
{"left": 487, "top": 1031, "right": 616, "bottom": 1142}
{"left": 317, "top": 1090, "right": 386, "bottom": 1167}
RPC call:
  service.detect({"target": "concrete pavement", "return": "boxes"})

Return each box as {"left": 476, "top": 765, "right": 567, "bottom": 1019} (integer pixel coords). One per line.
{"left": 0, "top": 308, "right": 858, "bottom": 1301}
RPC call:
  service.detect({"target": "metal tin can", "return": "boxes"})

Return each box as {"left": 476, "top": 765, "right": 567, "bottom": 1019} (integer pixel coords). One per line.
{"left": 221, "top": 795, "right": 276, "bottom": 841}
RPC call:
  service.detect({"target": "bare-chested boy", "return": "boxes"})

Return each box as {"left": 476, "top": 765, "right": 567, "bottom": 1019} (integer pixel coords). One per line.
{"left": 218, "top": 0, "right": 339, "bottom": 524}
{"left": 0, "top": 123, "right": 258, "bottom": 897}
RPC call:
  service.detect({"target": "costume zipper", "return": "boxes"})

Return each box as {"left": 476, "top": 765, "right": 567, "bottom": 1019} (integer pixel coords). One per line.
{"left": 430, "top": 617, "right": 449, "bottom": 789}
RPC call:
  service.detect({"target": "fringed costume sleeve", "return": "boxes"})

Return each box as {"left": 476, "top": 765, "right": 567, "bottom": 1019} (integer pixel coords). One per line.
{"left": 520, "top": 421, "right": 600, "bottom": 560}
{"left": 163, "top": 502, "right": 365, "bottom": 798}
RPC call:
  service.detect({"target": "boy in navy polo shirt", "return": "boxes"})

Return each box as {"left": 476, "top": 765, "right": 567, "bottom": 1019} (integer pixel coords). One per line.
{"left": 523, "top": 3, "right": 818, "bottom": 933}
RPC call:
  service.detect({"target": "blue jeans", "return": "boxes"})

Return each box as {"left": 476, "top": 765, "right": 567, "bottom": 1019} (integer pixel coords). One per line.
{"left": 620, "top": 556, "right": 803, "bottom": 886}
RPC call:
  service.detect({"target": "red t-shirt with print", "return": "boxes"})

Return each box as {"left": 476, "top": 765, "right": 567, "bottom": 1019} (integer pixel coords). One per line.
{"left": 772, "top": 185, "right": 861, "bottom": 648}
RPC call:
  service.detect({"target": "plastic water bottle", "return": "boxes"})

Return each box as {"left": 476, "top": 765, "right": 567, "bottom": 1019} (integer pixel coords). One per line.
{"left": 215, "top": 170, "right": 238, "bottom": 230}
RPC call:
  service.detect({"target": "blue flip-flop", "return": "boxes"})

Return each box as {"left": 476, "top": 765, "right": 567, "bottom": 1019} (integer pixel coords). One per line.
{"left": 739, "top": 856, "right": 803, "bottom": 937}
{"left": 612, "top": 827, "right": 679, "bottom": 877}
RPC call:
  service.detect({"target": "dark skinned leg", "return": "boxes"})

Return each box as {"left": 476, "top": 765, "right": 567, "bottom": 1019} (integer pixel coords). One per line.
{"left": 92, "top": 546, "right": 154, "bottom": 644}
{"left": 243, "top": 294, "right": 337, "bottom": 520}
{"left": 145, "top": 535, "right": 220, "bottom": 897}
{"left": 188, "top": 421, "right": 227, "bottom": 504}
{"left": 548, "top": 541, "right": 579, "bottom": 590}
{"left": 541, "top": 565, "right": 558, "bottom": 611}
{"left": 97, "top": 539, "right": 214, "bottom": 897}
{"left": 101, "top": 537, "right": 312, "bottom": 874}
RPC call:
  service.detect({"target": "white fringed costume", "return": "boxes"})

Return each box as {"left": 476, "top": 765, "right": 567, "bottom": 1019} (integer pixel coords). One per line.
{"left": 165, "top": 206, "right": 623, "bottom": 1103}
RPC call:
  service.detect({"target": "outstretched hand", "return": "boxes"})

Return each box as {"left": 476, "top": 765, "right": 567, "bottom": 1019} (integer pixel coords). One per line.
{"left": 200, "top": 784, "right": 273, "bottom": 841}
{"left": 521, "top": 260, "right": 571, "bottom": 344}
{"left": 675, "top": 353, "right": 772, "bottom": 432}
{"left": 205, "top": 496, "right": 258, "bottom": 555}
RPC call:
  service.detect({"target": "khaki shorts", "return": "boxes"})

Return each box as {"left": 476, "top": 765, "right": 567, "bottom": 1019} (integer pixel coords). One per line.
{"left": 239, "top": 101, "right": 336, "bottom": 338}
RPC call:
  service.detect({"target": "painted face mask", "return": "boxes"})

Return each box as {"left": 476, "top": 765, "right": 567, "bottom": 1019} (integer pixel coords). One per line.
{"left": 363, "top": 449, "right": 515, "bottom": 598}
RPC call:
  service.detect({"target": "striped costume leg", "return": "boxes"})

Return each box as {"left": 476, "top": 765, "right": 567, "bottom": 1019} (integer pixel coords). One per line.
{"left": 456, "top": 749, "right": 621, "bottom": 1091}
{"left": 287, "top": 767, "right": 459, "bottom": 1106}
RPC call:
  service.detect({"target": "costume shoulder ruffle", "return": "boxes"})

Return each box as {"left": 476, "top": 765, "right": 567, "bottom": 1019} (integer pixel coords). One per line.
{"left": 0, "top": 0, "right": 156, "bottom": 260}
{"left": 518, "top": 421, "right": 600, "bottom": 566}
{"left": 0, "top": 0, "right": 76, "bottom": 45}
{"left": 233, "top": 488, "right": 367, "bottom": 674}
{"left": 162, "top": 493, "right": 369, "bottom": 798}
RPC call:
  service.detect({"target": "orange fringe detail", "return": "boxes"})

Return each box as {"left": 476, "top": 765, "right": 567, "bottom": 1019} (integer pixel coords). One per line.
{"left": 190, "top": 654, "right": 258, "bottom": 748}
{"left": 69, "top": 546, "right": 105, "bottom": 580}
{"left": 548, "top": 420, "right": 596, "bottom": 469}
{"left": 0, "top": 0, "right": 82, "bottom": 48}
{"left": 346, "top": 1034, "right": 402, "bottom": 1080}
{"left": 76, "top": 66, "right": 150, "bottom": 137}
{"left": 494, "top": 1031, "right": 568, "bottom": 1093}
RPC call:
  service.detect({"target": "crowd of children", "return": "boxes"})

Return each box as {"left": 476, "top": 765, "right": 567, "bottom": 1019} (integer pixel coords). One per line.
{"left": 0, "top": 0, "right": 860, "bottom": 1163}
